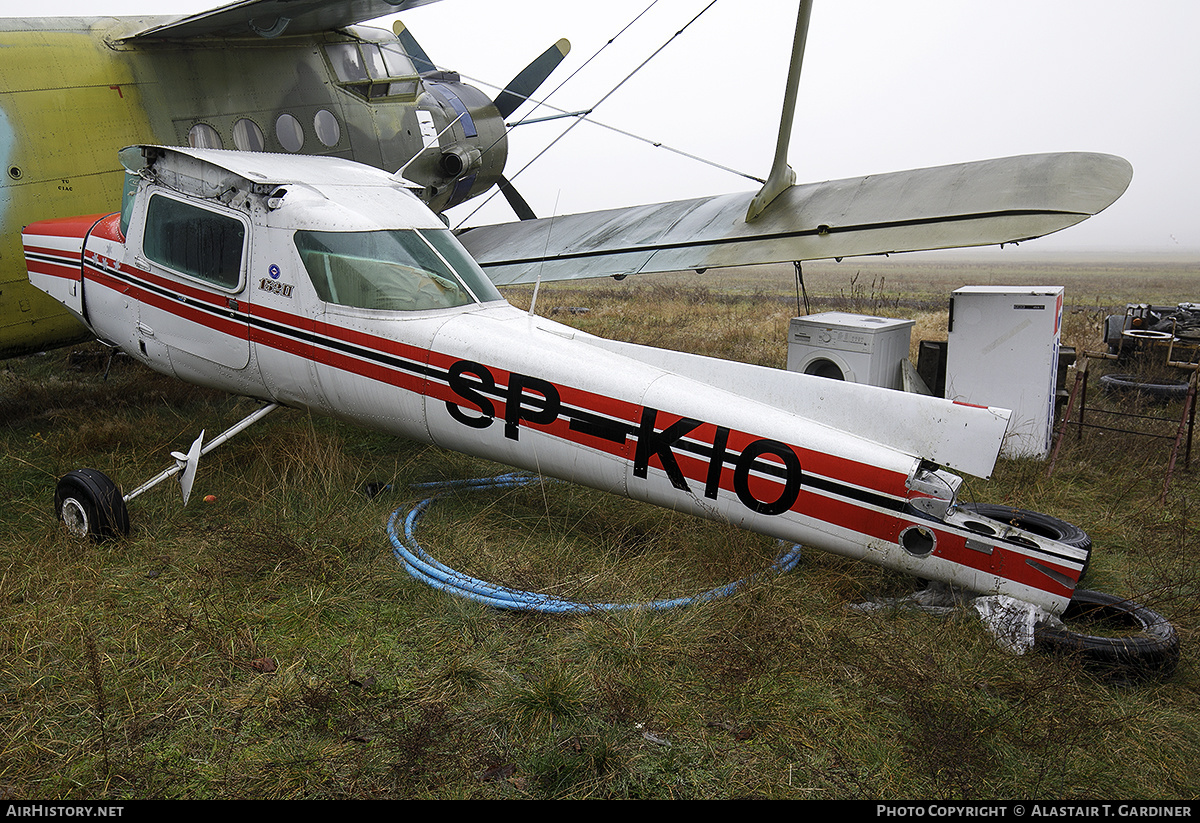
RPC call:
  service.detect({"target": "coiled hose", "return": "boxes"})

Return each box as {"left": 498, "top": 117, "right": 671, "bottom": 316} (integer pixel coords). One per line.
{"left": 387, "top": 473, "right": 804, "bottom": 613}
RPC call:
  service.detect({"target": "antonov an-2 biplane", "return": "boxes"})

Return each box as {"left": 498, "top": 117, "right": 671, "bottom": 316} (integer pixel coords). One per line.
{"left": 16, "top": 1, "right": 1136, "bottom": 618}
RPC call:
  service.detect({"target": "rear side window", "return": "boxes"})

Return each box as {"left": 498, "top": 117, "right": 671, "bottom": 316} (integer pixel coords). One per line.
{"left": 119, "top": 173, "right": 138, "bottom": 238}
{"left": 143, "top": 194, "right": 246, "bottom": 289}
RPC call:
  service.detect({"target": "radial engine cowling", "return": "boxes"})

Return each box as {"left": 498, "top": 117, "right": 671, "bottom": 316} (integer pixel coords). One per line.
{"left": 409, "top": 76, "right": 508, "bottom": 214}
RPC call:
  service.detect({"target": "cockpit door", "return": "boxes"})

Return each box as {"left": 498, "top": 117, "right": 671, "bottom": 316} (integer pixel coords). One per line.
{"left": 132, "top": 191, "right": 251, "bottom": 372}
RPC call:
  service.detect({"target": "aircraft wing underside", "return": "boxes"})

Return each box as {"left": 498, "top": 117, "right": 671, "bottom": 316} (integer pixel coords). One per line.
{"left": 125, "top": 0, "right": 442, "bottom": 40}
{"left": 458, "top": 152, "right": 1133, "bottom": 286}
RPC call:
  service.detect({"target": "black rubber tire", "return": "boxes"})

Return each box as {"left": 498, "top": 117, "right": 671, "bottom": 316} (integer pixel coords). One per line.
{"left": 958, "top": 503, "right": 1091, "bottom": 580}
{"left": 54, "top": 468, "right": 130, "bottom": 541}
{"left": 1035, "top": 589, "right": 1180, "bottom": 678}
{"left": 1099, "top": 373, "right": 1189, "bottom": 402}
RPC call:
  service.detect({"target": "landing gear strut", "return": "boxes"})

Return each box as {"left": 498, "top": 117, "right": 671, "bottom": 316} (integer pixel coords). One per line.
{"left": 53, "top": 403, "right": 279, "bottom": 540}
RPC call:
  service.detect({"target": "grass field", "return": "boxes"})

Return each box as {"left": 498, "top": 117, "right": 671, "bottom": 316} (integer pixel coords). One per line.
{"left": 2, "top": 254, "right": 1199, "bottom": 799}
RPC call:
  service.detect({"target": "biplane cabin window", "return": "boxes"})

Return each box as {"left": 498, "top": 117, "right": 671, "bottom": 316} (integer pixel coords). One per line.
{"left": 187, "top": 123, "right": 222, "bottom": 150}
{"left": 233, "top": 118, "right": 265, "bottom": 152}
{"left": 275, "top": 113, "right": 305, "bottom": 153}
{"left": 142, "top": 194, "right": 246, "bottom": 290}
{"left": 324, "top": 41, "right": 420, "bottom": 100}
{"left": 294, "top": 228, "right": 502, "bottom": 312}
{"left": 314, "top": 110, "right": 341, "bottom": 148}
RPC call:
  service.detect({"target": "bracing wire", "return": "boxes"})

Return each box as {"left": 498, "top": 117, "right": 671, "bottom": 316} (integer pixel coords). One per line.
{"left": 511, "top": 0, "right": 665, "bottom": 124}
{"left": 453, "top": 0, "right": 751, "bottom": 227}
{"left": 415, "top": 0, "right": 663, "bottom": 207}
{"left": 469, "top": 81, "right": 766, "bottom": 191}
{"left": 470, "top": 0, "right": 761, "bottom": 189}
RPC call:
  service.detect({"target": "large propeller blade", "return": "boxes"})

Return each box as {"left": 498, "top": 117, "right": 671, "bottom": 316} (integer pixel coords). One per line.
{"left": 497, "top": 175, "right": 537, "bottom": 221}
{"left": 392, "top": 19, "right": 436, "bottom": 73}
{"left": 493, "top": 38, "right": 571, "bottom": 120}
{"left": 491, "top": 39, "right": 572, "bottom": 219}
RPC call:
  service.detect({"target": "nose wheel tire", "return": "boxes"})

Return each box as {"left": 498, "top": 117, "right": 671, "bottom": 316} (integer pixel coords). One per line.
{"left": 1035, "top": 589, "right": 1180, "bottom": 678}
{"left": 54, "top": 469, "right": 129, "bottom": 541}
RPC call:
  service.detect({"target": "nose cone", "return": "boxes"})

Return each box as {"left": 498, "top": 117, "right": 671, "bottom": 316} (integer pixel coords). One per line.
{"left": 405, "top": 79, "right": 509, "bottom": 215}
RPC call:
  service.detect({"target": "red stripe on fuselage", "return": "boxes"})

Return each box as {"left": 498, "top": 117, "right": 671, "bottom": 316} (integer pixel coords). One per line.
{"left": 25, "top": 213, "right": 110, "bottom": 238}
{"left": 26, "top": 258, "right": 79, "bottom": 281}
{"left": 85, "top": 252, "right": 243, "bottom": 315}
{"left": 82, "top": 258, "right": 249, "bottom": 343}
{"left": 25, "top": 243, "right": 80, "bottom": 261}
{"left": 77, "top": 261, "right": 1067, "bottom": 592}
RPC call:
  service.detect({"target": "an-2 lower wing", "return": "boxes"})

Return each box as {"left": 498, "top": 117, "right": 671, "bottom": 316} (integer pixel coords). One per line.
{"left": 459, "top": 152, "right": 1132, "bottom": 286}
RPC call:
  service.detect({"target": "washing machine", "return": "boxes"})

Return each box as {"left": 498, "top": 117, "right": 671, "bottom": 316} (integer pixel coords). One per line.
{"left": 786, "top": 312, "right": 915, "bottom": 390}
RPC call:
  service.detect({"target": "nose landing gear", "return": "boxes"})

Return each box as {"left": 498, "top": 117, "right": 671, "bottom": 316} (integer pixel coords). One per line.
{"left": 54, "top": 468, "right": 130, "bottom": 541}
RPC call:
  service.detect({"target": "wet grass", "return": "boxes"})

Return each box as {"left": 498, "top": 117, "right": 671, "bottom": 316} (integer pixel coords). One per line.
{"left": 2, "top": 256, "right": 1199, "bottom": 799}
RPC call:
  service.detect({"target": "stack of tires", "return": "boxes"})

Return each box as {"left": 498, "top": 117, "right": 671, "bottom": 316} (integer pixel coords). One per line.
{"left": 959, "top": 503, "right": 1178, "bottom": 678}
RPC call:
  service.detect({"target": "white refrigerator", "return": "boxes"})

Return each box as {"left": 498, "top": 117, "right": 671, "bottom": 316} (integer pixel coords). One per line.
{"left": 945, "top": 286, "right": 1064, "bottom": 459}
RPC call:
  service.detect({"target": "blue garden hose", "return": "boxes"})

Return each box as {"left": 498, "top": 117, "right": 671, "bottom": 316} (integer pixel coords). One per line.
{"left": 387, "top": 473, "right": 803, "bottom": 613}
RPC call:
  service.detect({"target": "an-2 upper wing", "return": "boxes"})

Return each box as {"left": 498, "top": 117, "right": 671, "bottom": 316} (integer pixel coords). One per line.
{"left": 458, "top": 152, "right": 1133, "bottom": 286}
{"left": 125, "top": 0, "right": 441, "bottom": 41}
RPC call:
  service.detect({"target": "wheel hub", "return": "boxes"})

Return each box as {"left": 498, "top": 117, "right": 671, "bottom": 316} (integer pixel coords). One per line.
{"left": 60, "top": 498, "right": 90, "bottom": 538}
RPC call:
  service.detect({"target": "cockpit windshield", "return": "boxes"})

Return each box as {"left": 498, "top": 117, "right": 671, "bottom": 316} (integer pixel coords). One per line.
{"left": 294, "top": 228, "right": 502, "bottom": 312}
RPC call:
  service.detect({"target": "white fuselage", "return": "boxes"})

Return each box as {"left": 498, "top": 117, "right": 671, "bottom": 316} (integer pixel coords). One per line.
{"left": 24, "top": 147, "right": 1087, "bottom": 612}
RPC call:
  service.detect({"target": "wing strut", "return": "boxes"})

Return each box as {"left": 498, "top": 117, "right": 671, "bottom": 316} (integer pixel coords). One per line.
{"left": 746, "top": 1, "right": 814, "bottom": 222}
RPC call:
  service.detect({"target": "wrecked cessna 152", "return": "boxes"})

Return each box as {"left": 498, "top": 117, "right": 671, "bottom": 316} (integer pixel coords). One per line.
{"left": 25, "top": 145, "right": 1104, "bottom": 616}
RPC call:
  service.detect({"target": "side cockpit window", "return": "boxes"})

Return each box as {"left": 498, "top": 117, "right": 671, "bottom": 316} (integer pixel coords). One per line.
{"left": 294, "top": 229, "right": 498, "bottom": 312}
{"left": 143, "top": 194, "right": 246, "bottom": 290}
